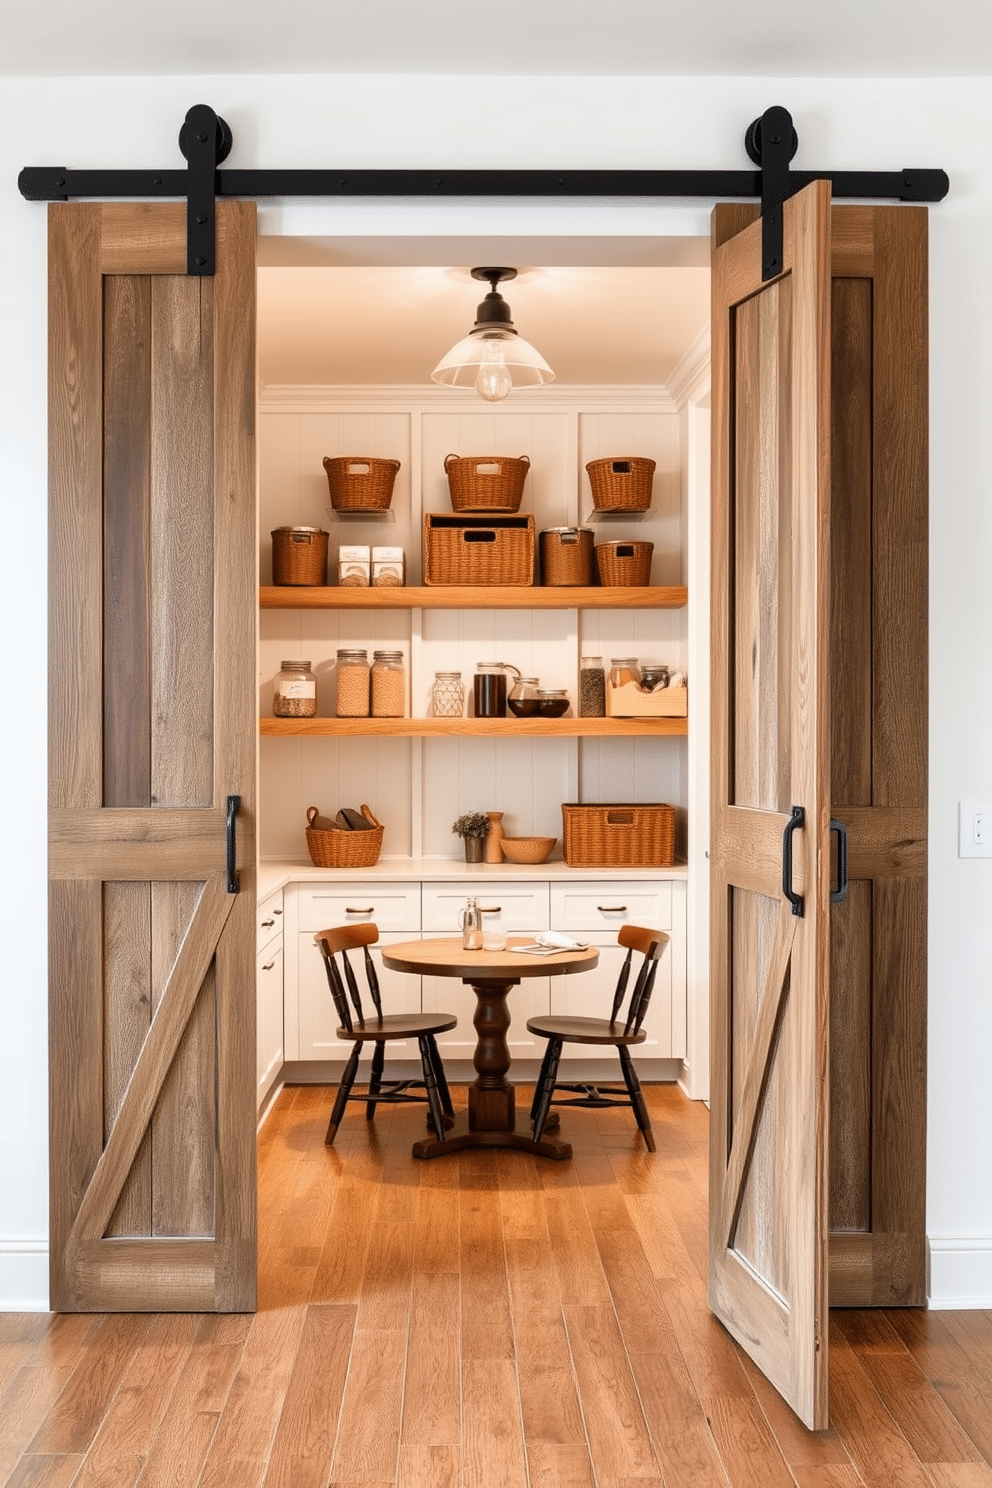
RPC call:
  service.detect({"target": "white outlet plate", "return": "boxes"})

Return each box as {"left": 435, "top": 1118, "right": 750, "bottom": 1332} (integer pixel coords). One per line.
{"left": 959, "top": 800, "right": 992, "bottom": 858}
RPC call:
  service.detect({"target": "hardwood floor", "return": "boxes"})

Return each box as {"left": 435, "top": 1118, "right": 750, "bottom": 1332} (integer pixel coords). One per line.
{"left": 3, "top": 1082, "right": 992, "bottom": 1487}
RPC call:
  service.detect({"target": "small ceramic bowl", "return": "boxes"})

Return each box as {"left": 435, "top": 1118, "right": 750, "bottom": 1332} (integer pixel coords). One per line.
{"left": 500, "top": 835, "right": 557, "bottom": 864}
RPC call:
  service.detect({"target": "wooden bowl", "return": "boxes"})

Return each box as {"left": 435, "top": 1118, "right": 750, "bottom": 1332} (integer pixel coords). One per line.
{"left": 500, "top": 835, "right": 557, "bottom": 864}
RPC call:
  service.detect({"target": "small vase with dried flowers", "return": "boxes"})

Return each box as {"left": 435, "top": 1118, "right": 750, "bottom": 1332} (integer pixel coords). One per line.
{"left": 452, "top": 811, "right": 490, "bottom": 863}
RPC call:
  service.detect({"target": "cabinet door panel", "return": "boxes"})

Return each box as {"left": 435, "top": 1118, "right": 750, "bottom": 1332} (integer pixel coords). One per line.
{"left": 421, "top": 882, "right": 549, "bottom": 934}
{"left": 256, "top": 940, "right": 284, "bottom": 1106}
{"left": 550, "top": 880, "right": 672, "bottom": 934}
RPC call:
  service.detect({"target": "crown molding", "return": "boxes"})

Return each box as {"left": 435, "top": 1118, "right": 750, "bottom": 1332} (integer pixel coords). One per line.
{"left": 259, "top": 382, "right": 680, "bottom": 414}
{"left": 666, "top": 325, "right": 711, "bottom": 409}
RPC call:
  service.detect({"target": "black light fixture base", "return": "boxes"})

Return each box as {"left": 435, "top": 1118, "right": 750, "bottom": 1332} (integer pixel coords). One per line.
{"left": 471, "top": 266, "right": 517, "bottom": 288}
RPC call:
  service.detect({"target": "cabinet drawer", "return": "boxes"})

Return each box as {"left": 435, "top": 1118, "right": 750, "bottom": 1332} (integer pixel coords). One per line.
{"left": 550, "top": 881, "right": 672, "bottom": 934}
{"left": 257, "top": 889, "right": 284, "bottom": 953}
{"left": 295, "top": 883, "right": 421, "bottom": 933}
{"left": 421, "top": 881, "right": 549, "bottom": 933}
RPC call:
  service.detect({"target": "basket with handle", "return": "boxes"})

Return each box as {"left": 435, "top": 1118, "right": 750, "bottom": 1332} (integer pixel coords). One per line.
{"left": 423, "top": 513, "right": 535, "bottom": 586}
{"left": 305, "top": 804, "right": 384, "bottom": 868}
{"left": 444, "top": 454, "right": 530, "bottom": 512}
{"left": 585, "top": 456, "right": 655, "bottom": 512}
{"left": 539, "top": 527, "right": 594, "bottom": 586}
{"left": 561, "top": 803, "right": 675, "bottom": 867}
{"left": 323, "top": 456, "right": 400, "bottom": 511}
{"left": 594, "top": 539, "right": 654, "bottom": 587}
{"left": 271, "top": 526, "right": 329, "bottom": 585}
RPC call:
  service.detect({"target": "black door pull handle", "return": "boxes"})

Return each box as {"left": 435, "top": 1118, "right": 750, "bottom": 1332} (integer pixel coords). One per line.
{"left": 830, "top": 818, "right": 849, "bottom": 904}
{"left": 226, "top": 794, "right": 240, "bottom": 894}
{"left": 782, "top": 804, "right": 805, "bottom": 917}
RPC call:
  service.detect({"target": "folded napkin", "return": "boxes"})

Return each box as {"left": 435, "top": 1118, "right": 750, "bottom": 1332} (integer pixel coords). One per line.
{"left": 534, "top": 930, "right": 586, "bottom": 950}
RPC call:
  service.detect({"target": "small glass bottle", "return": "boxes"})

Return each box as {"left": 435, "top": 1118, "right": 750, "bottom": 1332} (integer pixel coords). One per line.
{"left": 432, "top": 671, "right": 464, "bottom": 717}
{"left": 371, "top": 650, "right": 406, "bottom": 717}
{"left": 579, "top": 656, "right": 606, "bottom": 717}
{"left": 459, "top": 896, "right": 483, "bottom": 951}
{"left": 335, "top": 648, "right": 370, "bottom": 717}
{"left": 272, "top": 659, "right": 317, "bottom": 718}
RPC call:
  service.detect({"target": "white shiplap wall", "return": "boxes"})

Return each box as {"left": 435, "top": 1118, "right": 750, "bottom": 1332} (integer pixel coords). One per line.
{"left": 258, "top": 386, "right": 688, "bottom": 862}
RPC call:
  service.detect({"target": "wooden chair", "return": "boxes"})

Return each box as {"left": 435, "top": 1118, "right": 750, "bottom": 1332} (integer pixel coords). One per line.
{"left": 526, "top": 925, "right": 670, "bottom": 1152}
{"left": 314, "top": 923, "right": 457, "bottom": 1145}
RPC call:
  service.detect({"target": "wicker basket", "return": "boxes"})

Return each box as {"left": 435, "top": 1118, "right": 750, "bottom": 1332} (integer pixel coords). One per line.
{"left": 586, "top": 456, "right": 655, "bottom": 512}
{"left": 423, "top": 514, "right": 535, "bottom": 586}
{"left": 445, "top": 454, "right": 529, "bottom": 512}
{"left": 271, "top": 527, "right": 329, "bottom": 586}
{"left": 561, "top": 803, "right": 676, "bottom": 868}
{"left": 323, "top": 456, "right": 400, "bottom": 511}
{"left": 305, "top": 804, "right": 384, "bottom": 868}
{"left": 539, "top": 527, "right": 594, "bottom": 586}
{"left": 594, "top": 540, "right": 654, "bottom": 587}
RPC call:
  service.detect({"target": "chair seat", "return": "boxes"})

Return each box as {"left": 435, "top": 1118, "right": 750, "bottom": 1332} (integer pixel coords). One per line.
{"left": 337, "top": 1011, "right": 458, "bottom": 1042}
{"left": 526, "top": 1014, "right": 648, "bottom": 1047}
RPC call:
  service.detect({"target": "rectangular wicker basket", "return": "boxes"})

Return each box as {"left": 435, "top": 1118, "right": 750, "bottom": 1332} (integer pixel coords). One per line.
{"left": 305, "top": 804, "right": 384, "bottom": 868}
{"left": 423, "top": 513, "right": 535, "bottom": 586}
{"left": 561, "top": 803, "right": 676, "bottom": 867}
{"left": 445, "top": 454, "right": 529, "bottom": 512}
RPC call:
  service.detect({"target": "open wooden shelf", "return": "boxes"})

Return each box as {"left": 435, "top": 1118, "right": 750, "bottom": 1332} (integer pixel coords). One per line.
{"left": 260, "top": 584, "right": 687, "bottom": 611}
{"left": 260, "top": 715, "right": 688, "bottom": 738}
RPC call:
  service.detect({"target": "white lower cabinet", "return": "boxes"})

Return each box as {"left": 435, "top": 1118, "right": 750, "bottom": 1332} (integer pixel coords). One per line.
{"left": 283, "top": 873, "right": 686, "bottom": 1071}
{"left": 256, "top": 889, "right": 285, "bottom": 1109}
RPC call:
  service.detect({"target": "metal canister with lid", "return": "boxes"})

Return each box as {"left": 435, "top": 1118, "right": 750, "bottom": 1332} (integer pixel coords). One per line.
{"left": 538, "top": 527, "right": 594, "bottom": 586}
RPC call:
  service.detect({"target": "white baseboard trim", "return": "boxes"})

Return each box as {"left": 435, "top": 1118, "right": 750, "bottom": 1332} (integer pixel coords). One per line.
{"left": 927, "top": 1235, "right": 992, "bottom": 1309}
{"left": 0, "top": 1242, "right": 50, "bottom": 1312}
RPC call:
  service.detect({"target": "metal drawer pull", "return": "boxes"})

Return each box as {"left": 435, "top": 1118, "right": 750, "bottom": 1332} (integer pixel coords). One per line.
{"left": 479, "top": 906, "right": 502, "bottom": 914}
{"left": 226, "top": 795, "right": 240, "bottom": 894}
{"left": 260, "top": 918, "right": 275, "bottom": 929}
{"left": 261, "top": 959, "right": 276, "bottom": 972}
{"left": 597, "top": 905, "right": 628, "bottom": 913}
{"left": 346, "top": 907, "right": 375, "bottom": 915}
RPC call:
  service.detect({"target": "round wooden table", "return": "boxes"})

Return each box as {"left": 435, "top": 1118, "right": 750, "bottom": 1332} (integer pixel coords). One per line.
{"left": 381, "top": 935, "right": 599, "bottom": 1160}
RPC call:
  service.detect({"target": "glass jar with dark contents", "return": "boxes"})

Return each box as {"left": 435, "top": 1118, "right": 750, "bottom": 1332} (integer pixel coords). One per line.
{"left": 507, "top": 677, "right": 541, "bottom": 717}
{"left": 535, "top": 688, "right": 570, "bottom": 718}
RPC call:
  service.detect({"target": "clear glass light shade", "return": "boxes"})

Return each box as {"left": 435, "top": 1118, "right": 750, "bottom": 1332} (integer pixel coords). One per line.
{"left": 431, "top": 330, "right": 555, "bottom": 402}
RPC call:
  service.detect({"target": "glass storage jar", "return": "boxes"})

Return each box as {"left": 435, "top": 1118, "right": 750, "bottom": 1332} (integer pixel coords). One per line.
{"left": 473, "top": 662, "right": 520, "bottom": 719}
{"left": 371, "top": 650, "right": 406, "bottom": 717}
{"left": 335, "top": 648, "right": 370, "bottom": 717}
{"left": 535, "top": 688, "right": 570, "bottom": 718}
{"left": 579, "top": 656, "right": 606, "bottom": 717}
{"left": 639, "top": 663, "right": 670, "bottom": 691}
{"left": 609, "top": 657, "right": 641, "bottom": 689}
{"left": 507, "top": 677, "right": 541, "bottom": 717}
{"left": 272, "top": 659, "right": 317, "bottom": 718}
{"left": 431, "top": 671, "right": 464, "bottom": 717}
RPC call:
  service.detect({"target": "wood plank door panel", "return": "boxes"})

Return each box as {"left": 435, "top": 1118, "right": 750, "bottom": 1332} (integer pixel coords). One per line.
{"left": 48, "top": 201, "right": 257, "bottom": 1312}
{"left": 709, "top": 180, "right": 832, "bottom": 1431}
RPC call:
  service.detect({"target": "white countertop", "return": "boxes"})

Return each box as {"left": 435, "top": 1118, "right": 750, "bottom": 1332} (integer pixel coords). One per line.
{"left": 257, "top": 856, "right": 688, "bottom": 900}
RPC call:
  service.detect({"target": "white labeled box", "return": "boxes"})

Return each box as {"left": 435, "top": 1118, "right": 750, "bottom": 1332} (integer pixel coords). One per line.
{"left": 338, "top": 543, "right": 370, "bottom": 586}
{"left": 371, "top": 545, "right": 405, "bottom": 587}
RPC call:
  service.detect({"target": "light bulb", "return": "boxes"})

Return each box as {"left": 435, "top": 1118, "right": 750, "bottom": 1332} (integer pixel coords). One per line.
{"left": 475, "top": 340, "right": 513, "bottom": 402}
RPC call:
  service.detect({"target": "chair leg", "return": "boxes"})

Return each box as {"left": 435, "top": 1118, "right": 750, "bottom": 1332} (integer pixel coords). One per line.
{"left": 533, "top": 1038, "right": 563, "bottom": 1142}
{"left": 617, "top": 1045, "right": 655, "bottom": 1152}
{"left": 425, "top": 1034, "right": 454, "bottom": 1117}
{"left": 326, "top": 1043, "right": 361, "bottom": 1145}
{"left": 365, "top": 1040, "right": 386, "bottom": 1121}
{"left": 418, "top": 1035, "right": 447, "bottom": 1142}
{"left": 531, "top": 1039, "right": 556, "bottom": 1122}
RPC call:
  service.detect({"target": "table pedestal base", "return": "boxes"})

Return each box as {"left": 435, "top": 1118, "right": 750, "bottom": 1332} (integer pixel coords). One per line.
{"left": 412, "top": 975, "right": 571, "bottom": 1160}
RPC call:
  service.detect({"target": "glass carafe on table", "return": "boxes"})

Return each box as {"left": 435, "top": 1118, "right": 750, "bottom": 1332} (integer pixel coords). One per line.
{"left": 459, "top": 896, "right": 484, "bottom": 951}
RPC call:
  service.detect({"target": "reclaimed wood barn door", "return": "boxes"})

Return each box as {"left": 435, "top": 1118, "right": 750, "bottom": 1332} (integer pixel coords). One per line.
{"left": 709, "top": 184, "right": 928, "bottom": 1427}
{"left": 47, "top": 201, "right": 258, "bottom": 1311}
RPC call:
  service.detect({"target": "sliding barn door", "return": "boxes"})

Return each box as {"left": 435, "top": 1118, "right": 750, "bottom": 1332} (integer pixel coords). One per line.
{"left": 709, "top": 180, "right": 833, "bottom": 1430}
{"left": 48, "top": 201, "right": 258, "bottom": 1311}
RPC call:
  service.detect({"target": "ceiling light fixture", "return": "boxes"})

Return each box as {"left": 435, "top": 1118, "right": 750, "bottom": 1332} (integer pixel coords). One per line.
{"left": 431, "top": 267, "right": 555, "bottom": 403}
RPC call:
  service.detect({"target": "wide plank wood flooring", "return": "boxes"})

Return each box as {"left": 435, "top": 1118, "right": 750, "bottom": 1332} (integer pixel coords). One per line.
{"left": 3, "top": 1082, "right": 992, "bottom": 1487}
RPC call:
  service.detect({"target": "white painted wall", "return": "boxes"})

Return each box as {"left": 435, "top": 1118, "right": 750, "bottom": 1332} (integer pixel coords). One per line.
{"left": 2, "top": 72, "right": 990, "bottom": 1309}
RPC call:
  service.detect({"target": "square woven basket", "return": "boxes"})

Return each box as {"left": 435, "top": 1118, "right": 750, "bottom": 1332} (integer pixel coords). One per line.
{"left": 423, "top": 513, "right": 535, "bottom": 586}
{"left": 561, "top": 803, "right": 676, "bottom": 867}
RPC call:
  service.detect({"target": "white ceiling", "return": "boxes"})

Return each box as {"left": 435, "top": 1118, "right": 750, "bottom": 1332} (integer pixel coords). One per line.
{"left": 7, "top": 0, "right": 992, "bottom": 77}
{"left": 257, "top": 263, "right": 711, "bottom": 388}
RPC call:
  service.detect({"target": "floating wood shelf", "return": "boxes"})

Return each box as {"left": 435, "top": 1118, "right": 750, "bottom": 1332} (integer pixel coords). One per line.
{"left": 260, "top": 716, "right": 688, "bottom": 738}
{"left": 260, "top": 585, "right": 687, "bottom": 611}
